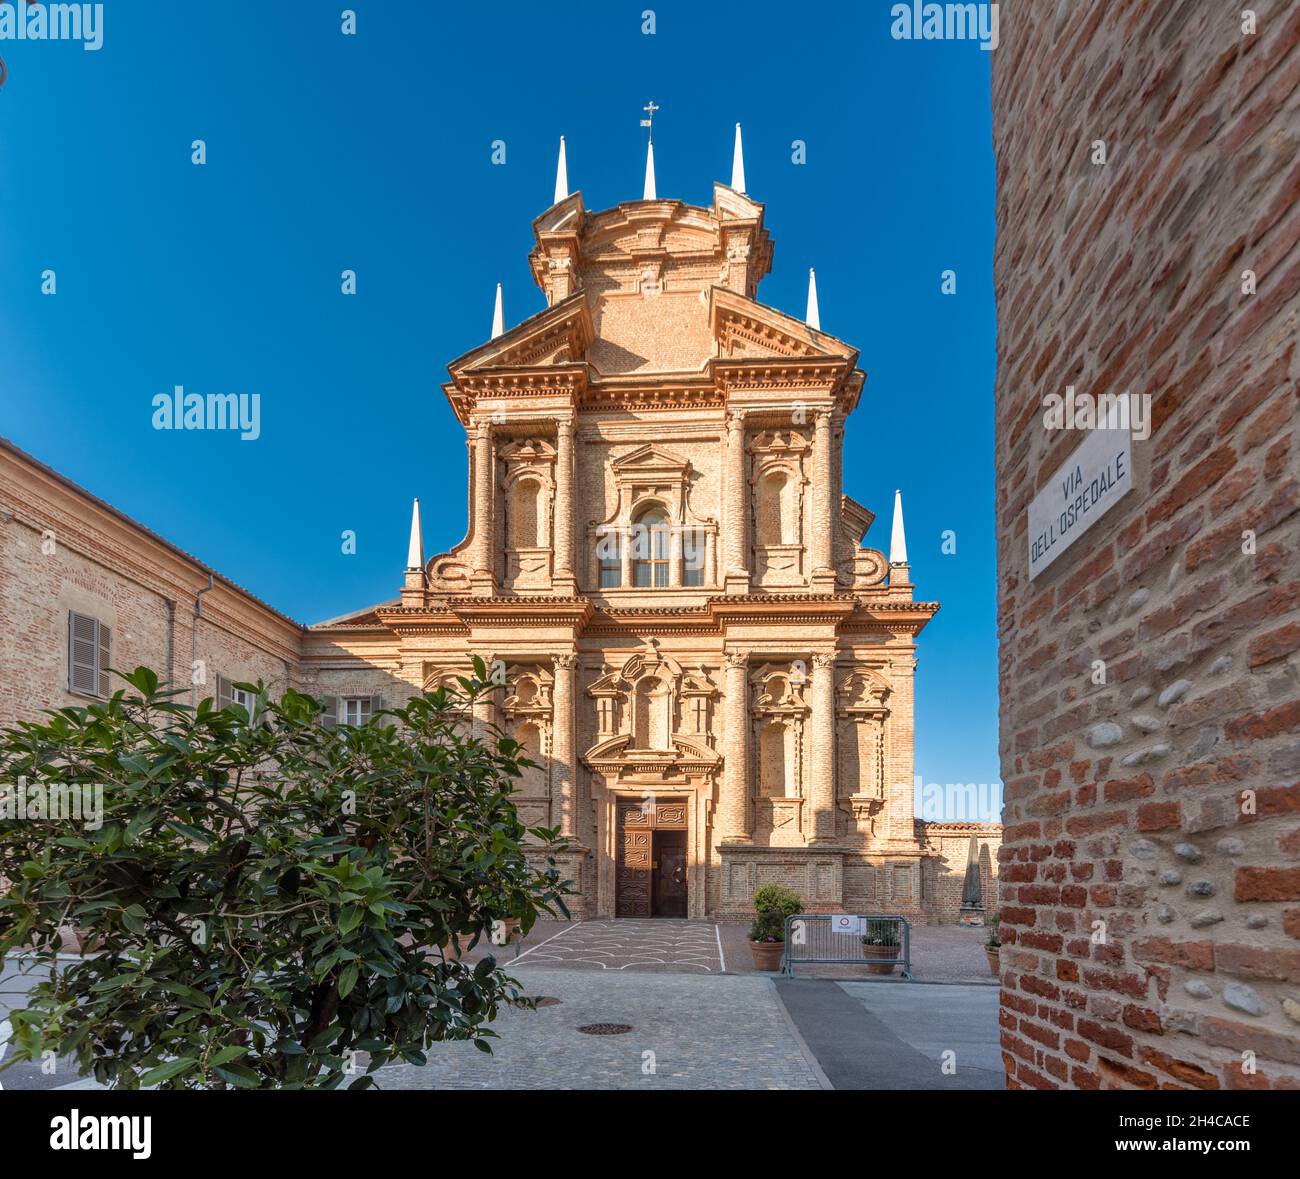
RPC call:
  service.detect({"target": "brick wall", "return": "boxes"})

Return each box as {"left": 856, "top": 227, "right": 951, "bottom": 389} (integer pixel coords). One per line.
{"left": 993, "top": 3, "right": 1300, "bottom": 1089}
{"left": 0, "top": 439, "right": 302, "bottom": 724}
{"left": 921, "top": 824, "right": 1002, "bottom": 918}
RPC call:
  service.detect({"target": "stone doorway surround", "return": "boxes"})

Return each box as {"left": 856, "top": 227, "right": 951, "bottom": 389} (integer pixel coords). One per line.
{"left": 595, "top": 784, "right": 712, "bottom": 919}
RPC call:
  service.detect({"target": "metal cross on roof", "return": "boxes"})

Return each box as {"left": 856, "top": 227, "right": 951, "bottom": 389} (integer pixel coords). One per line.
{"left": 640, "top": 100, "right": 660, "bottom": 129}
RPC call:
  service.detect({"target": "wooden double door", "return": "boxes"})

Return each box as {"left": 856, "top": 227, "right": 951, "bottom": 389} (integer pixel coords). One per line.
{"left": 616, "top": 797, "right": 689, "bottom": 918}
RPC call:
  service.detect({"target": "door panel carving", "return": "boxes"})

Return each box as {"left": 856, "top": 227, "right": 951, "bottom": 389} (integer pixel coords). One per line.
{"left": 615, "top": 797, "right": 689, "bottom": 917}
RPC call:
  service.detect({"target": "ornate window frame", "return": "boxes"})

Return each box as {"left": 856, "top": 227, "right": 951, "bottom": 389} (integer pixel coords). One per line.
{"left": 587, "top": 444, "right": 716, "bottom": 591}
{"left": 499, "top": 438, "right": 556, "bottom": 590}
{"left": 836, "top": 667, "right": 892, "bottom": 815}
{"left": 748, "top": 662, "right": 810, "bottom": 838}
{"left": 748, "top": 429, "right": 810, "bottom": 587}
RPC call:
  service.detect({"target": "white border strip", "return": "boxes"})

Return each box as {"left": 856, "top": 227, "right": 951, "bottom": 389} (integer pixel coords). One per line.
{"left": 510, "top": 919, "right": 581, "bottom": 965}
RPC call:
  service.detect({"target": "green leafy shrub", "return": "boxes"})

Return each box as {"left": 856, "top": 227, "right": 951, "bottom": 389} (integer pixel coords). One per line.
{"left": 748, "top": 910, "right": 786, "bottom": 943}
{"left": 0, "top": 662, "right": 570, "bottom": 1089}
{"left": 986, "top": 913, "right": 1001, "bottom": 948}
{"left": 862, "top": 919, "right": 900, "bottom": 947}
{"left": 752, "top": 884, "right": 802, "bottom": 920}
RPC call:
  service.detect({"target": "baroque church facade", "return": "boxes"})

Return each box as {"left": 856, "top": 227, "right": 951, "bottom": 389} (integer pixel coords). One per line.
{"left": 303, "top": 143, "right": 998, "bottom": 921}
{"left": 0, "top": 135, "right": 999, "bottom": 924}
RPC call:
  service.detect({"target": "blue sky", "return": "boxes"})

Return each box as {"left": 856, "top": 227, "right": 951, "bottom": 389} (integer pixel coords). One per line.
{"left": 0, "top": 1, "right": 999, "bottom": 810}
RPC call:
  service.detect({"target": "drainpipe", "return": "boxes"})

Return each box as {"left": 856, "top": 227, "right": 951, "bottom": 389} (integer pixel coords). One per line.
{"left": 163, "top": 597, "right": 176, "bottom": 690}
{"left": 191, "top": 574, "right": 214, "bottom": 706}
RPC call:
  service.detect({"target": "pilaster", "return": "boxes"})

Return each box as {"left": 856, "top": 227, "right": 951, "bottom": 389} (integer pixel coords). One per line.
{"left": 720, "top": 650, "right": 752, "bottom": 842}
{"left": 808, "top": 652, "right": 838, "bottom": 844}
{"left": 553, "top": 417, "right": 576, "bottom": 594}
{"left": 723, "top": 410, "right": 749, "bottom": 595}
{"left": 552, "top": 652, "right": 578, "bottom": 839}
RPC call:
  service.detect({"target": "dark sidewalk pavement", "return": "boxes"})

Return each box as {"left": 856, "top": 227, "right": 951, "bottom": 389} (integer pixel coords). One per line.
{"left": 776, "top": 978, "right": 1005, "bottom": 1089}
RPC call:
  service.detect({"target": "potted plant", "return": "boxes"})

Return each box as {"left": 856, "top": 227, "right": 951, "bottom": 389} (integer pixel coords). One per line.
{"left": 748, "top": 911, "right": 786, "bottom": 971}
{"left": 747, "top": 884, "right": 803, "bottom": 971}
{"left": 861, "top": 920, "right": 900, "bottom": 975}
{"left": 985, "top": 915, "right": 1001, "bottom": 976}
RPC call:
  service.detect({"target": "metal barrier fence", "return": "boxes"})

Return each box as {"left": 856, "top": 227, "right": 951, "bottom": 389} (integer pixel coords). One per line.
{"left": 781, "top": 914, "right": 912, "bottom": 978}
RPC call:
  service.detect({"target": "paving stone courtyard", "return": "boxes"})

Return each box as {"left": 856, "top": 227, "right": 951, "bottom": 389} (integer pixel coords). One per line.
{"left": 379, "top": 968, "right": 825, "bottom": 1090}
{"left": 1, "top": 921, "right": 1001, "bottom": 1090}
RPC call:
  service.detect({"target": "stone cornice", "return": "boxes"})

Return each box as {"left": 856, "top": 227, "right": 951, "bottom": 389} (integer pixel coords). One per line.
{"left": 708, "top": 593, "right": 859, "bottom": 627}
{"left": 841, "top": 598, "right": 940, "bottom": 638}
{"left": 444, "top": 596, "right": 596, "bottom": 630}
{"left": 363, "top": 592, "right": 937, "bottom": 640}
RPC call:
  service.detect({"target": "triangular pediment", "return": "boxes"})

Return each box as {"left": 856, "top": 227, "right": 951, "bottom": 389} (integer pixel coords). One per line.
{"left": 610, "top": 443, "right": 690, "bottom": 475}
{"left": 449, "top": 292, "right": 593, "bottom": 376}
{"left": 709, "top": 287, "right": 858, "bottom": 363}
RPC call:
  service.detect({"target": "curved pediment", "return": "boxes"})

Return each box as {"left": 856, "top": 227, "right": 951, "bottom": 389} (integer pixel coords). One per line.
{"left": 582, "top": 732, "right": 721, "bottom": 771}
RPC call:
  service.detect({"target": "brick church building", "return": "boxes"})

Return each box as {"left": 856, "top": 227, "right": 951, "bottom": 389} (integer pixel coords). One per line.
{"left": 0, "top": 133, "right": 999, "bottom": 923}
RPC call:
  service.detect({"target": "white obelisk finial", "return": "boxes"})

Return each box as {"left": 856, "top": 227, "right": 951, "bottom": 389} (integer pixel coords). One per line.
{"left": 806, "top": 267, "right": 821, "bottom": 331}
{"left": 640, "top": 99, "right": 659, "bottom": 200}
{"left": 490, "top": 283, "right": 504, "bottom": 339}
{"left": 554, "top": 135, "right": 569, "bottom": 204}
{"left": 406, "top": 497, "right": 424, "bottom": 570}
{"left": 731, "top": 122, "right": 746, "bottom": 194}
{"left": 643, "top": 138, "right": 657, "bottom": 200}
{"left": 890, "top": 490, "right": 908, "bottom": 566}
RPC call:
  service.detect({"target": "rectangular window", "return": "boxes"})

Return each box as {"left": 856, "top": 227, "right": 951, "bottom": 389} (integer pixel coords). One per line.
{"left": 681, "top": 529, "right": 705, "bottom": 587}
{"left": 231, "top": 686, "right": 255, "bottom": 713}
{"left": 340, "top": 697, "right": 372, "bottom": 726}
{"left": 597, "top": 529, "right": 621, "bottom": 588}
{"left": 215, "top": 675, "right": 255, "bottom": 716}
{"left": 68, "top": 612, "right": 110, "bottom": 697}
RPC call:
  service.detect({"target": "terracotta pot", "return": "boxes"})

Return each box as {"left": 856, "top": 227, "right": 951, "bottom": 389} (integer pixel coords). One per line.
{"left": 439, "top": 932, "right": 478, "bottom": 957}
{"left": 73, "top": 928, "right": 106, "bottom": 954}
{"left": 862, "top": 943, "right": 898, "bottom": 975}
{"left": 986, "top": 946, "right": 1001, "bottom": 976}
{"left": 749, "top": 939, "right": 784, "bottom": 971}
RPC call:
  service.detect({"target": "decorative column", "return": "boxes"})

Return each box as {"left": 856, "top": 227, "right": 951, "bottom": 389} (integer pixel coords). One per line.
{"left": 723, "top": 410, "right": 748, "bottom": 595}
{"left": 720, "top": 651, "right": 751, "bottom": 842}
{"left": 809, "top": 652, "right": 838, "bottom": 843}
{"left": 471, "top": 659, "right": 497, "bottom": 741}
{"left": 470, "top": 418, "right": 495, "bottom": 595}
{"left": 620, "top": 521, "right": 633, "bottom": 588}
{"left": 811, "top": 409, "right": 835, "bottom": 588}
{"left": 552, "top": 653, "right": 577, "bottom": 839}
{"left": 554, "top": 418, "right": 576, "bottom": 593}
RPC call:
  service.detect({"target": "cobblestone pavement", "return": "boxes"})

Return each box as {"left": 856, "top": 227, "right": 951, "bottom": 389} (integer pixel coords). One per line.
{"left": 375, "top": 967, "right": 825, "bottom": 1090}
{"left": 0, "top": 957, "right": 87, "bottom": 1090}
{"left": 2, "top": 922, "right": 996, "bottom": 1090}
{"left": 508, "top": 919, "right": 725, "bottom": 972}
{"left": 463, "top": 919, "right": 996, "bottom": 982}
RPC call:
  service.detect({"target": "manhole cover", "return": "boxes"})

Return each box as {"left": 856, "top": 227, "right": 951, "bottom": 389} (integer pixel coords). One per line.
{"left": 535, "top": 997, "right": 562, "bottom": 1007}
{"left": 575, "top": 1022, "right": 633, "bottom": 1035}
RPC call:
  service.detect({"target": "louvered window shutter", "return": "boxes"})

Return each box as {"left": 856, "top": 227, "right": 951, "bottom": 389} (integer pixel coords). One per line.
{"left": 368, "top": 695, "right": 383, "bottom": 722}
{"left": 215, "top": 674, "right": 231, "bottom": 710}
{"left": 68, "top": 612, "right": 101, "bottom": 695}
{"left": 320, "top": 696, "right": 338, "bottom": 729}
{"left": 97, "top": 624, "right": 111, "bottom": 697}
